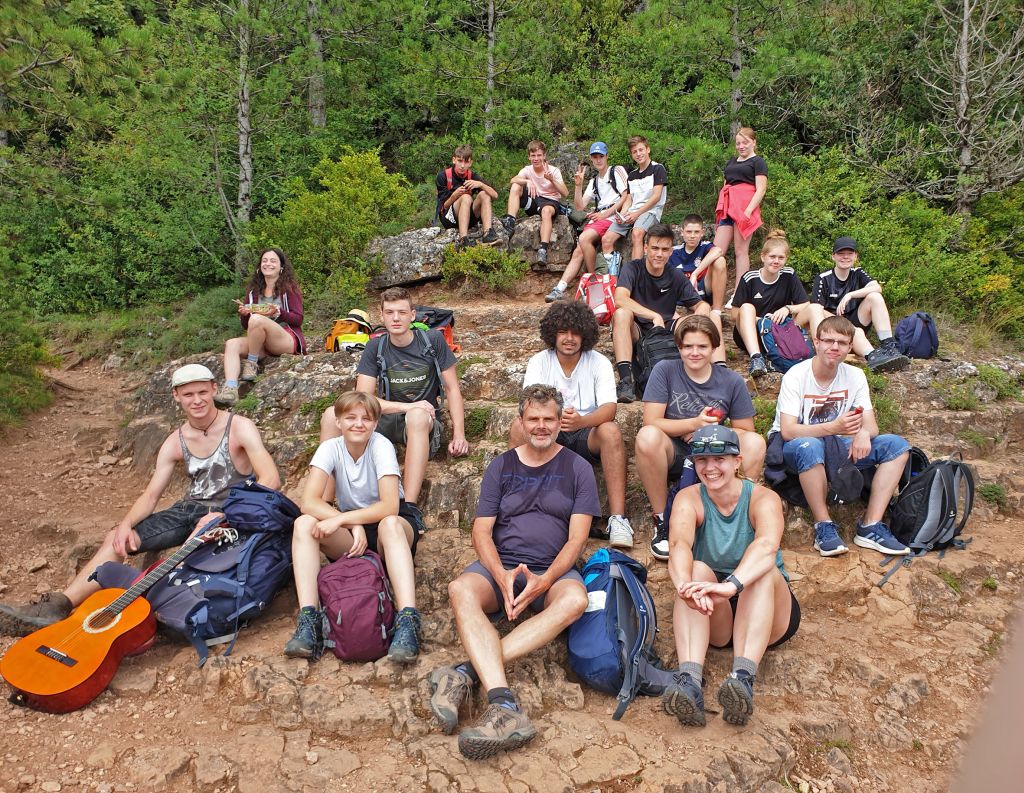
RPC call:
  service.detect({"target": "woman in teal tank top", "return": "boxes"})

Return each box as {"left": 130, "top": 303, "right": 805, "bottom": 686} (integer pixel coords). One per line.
{"left": 661, "top": 425, "right": 800, "bottom": 730}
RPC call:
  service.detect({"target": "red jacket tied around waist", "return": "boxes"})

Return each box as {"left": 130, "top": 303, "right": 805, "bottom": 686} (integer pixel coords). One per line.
{"left": 715, "top": 182, "right": 763, "bottom": 240}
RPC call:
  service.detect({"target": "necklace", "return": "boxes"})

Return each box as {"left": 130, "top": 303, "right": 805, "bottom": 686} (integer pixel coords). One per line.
{"left": 194, "top": 409, "right": 220, "bottom": 436}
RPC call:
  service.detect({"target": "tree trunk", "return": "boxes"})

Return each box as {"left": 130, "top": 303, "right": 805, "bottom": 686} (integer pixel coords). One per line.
{"left": 0, "top": 92, "right": 7, "bottom": 149}
{"left": 953, "top": 0, "right": 973, "bottom": 217}
{"left": 236, "top": 0, "right": 253, "bottom": 276}
{"left": 729, "top": 0, "right": 743, "bottom": 134}
{"left": 307, "top": 0, "right": 326, "bottom": 129}
{"left": 484, "top": 0, "right": 496, "bottom": 141}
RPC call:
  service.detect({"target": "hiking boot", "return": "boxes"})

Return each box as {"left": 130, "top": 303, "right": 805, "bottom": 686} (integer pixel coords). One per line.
{"left": 458, "top": 236, "right": 478, "bottom": 250}
{"left": 854, "top": 521, "right": 910, "bottom": 555}
{"left": 650, "top": 515, "right": 670, "bottom": 561}
{"left": 865, "top": 346, "right": 911, "bottom": 373}
{"left": 405, "top": 502, "right": 427, "bottom": 535}
{"left": 616, "top": 379, "right": 636, "bottom": 404}
{"left": 215, "top": 385, "right": 239, "bottom": 407}
{"left": 458, "top": 700, "right": 537, "bottom": 760}
{"left": 662, "top": 671, "right": 706, "bottom": 727}
{"left": 480, "top": 228, "right": 500, "bottom": 247}
{"left": 0, "top": 591, "right": 72, "bottom": 636}
{"left": 387, "top": 607, "right": 422, "bottom": 664}
{"left": 718, "top": 670, "right": 756, "bottom": 725}
{"left": 748, "top": 354, "right": 768, "bottom": 379}
{"left": 429, "top": 666, "right": 475, "bottom": 735}
{"left": 499, "top": 215, "right": 516, "bottom": 236}
{"left": 813, "top": 521, "right": 849, "bottom": 557}
{"left": 607, "top": 515, "right": 634, "bottom": 549}
{"left": 545, "top": 285, "right": 565, "bottom": 303}
{"left": 283, "top": 606, "right": 323, "bottom": 660}
{"left": 537, "top": 245, "right": 549, "bottom": 265}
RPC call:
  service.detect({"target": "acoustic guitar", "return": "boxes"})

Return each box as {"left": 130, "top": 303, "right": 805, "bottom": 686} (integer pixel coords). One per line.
{"left": 0, "top": 525, "right": 235, "bottom": 713}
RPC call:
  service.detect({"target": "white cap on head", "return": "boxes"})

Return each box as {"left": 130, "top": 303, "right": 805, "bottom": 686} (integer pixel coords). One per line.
{"left": 171, "top": 364, "right": 216, "bottom": 388}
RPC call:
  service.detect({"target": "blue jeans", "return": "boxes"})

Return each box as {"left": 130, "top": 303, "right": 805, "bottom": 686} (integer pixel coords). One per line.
{"left": 782, "top": 434, "right": 910, "bottom": 474}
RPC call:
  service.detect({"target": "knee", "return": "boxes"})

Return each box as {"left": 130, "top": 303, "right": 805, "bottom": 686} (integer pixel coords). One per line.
{"left": 292, "top": 515, "right": 318, "bottom": 543}
{"left": 613, "top": 306, "right": 633, "bottom": 327}
{"left": 631, "top": 227, "right": 645, "bottom": 243}
{"left": 405, "top": 407, "right": 433, "bottom": 432}
{"left": 635, "top": 425, "right": 666, "bottom": 456}
{"left": 559, "top": 585, "right": 589, "bottom": 622}
{"left": 711, "top": 257, "right": 727, "bottom": 274}
{"left": 448, "top": 575, "right": 478, "bottom": 610}
{"left": 739, "top": 430, "right": 766, "bottom": 459}
{"left": 694, "top": 302, "right": 710, "bottom": 316}
{"left": 248, "top": 314, "right": 270, "bottom": 330}
{"left": 541, "top": 206, "right": 555, "bottom": 219}
{"left": 595, "top": 421, "right": 622, "bottom": 447}
{"left": 691, "top": 561, "right": 717, "bottom": 582}
{"left": 377, "top": 516, "right": 407, "bottom": 546}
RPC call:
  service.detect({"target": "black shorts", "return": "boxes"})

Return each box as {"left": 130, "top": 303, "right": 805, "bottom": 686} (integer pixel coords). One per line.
{"left": 669, "top": 437, "right": 693, "bottom": 481}
{"left": 376, "top": 413, "right": 444, "bottom": 459}
{"left": 440, "top": 202, "right": 482, "bottom": 231}
{"left": 133, "top": 500, "right": 220, "bottom": 555}
{"left": 361, "top": 501, "right": 421, "bottom": 558}
{"left": 558, "top": 428, "right": 600, "bottom": 465}
{"left": 709, "top": 570, "right": 801, "bottom": 650}
{"left": 519, "top": 194, "right": 562, "bottom": 217}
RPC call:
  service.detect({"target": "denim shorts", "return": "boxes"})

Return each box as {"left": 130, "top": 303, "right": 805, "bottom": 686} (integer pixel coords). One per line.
{"left": 133, "top": 500, "right": 219, "bottom": 555}
{"left": 782, "top": 434, "right": 910, "bottom": 474}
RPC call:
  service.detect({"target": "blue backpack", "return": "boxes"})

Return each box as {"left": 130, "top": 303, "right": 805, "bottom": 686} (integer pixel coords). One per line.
{"left": 567, "top": 549, "right": 673, "bottom": 719}
{"left": 895, "top": 312, "right": 939, "bottom": 358}
{"left": 757, "top": 316, "right": 814, "bottom": 373}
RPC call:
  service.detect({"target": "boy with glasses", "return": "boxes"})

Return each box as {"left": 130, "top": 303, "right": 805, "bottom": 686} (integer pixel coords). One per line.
{"left": 769, "top": 316, "right": 911, "bottom": 557}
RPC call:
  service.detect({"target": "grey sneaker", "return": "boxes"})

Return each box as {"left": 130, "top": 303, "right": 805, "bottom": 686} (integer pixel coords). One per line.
{"left": 537, "top": 245, "right": 549, "bottom": 265}
{"left": 748, "top": 354, "right": 768, "bottom": 379}
{"left": 429, "top": 666, "right": 474, "bottom": 735}
{"left": 607, "top": 515, "right": 634, "bottom": 549}
{"left": 662, "top": 671, "right": 706, "bottom": 727}
{"left": 545, "top": 285, "right": 565, "bottom": 303}
{"left": 215, "top": 385, "right": 239, "bottom": 407}
{"left": 241, "top": 360, "right": 259, "bottom": 381}
{"left": 718, "top": 670, "right": 755, "bottom": 725}
{"left": 0, "top": 591, "right": 72, "bottom": 636}
{"left": 458, "top": 701, "right": 537, "bottom": 760}
{"left": 865, "top": 346, "right": 911, "bottom": 373}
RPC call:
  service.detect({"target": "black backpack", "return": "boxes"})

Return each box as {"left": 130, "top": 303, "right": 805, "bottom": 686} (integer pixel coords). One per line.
{"left": 633, "top": 326, "right": 678, "bottom": 394}
{"left": 877, "top": 451, "right": 975, "bottom": 586}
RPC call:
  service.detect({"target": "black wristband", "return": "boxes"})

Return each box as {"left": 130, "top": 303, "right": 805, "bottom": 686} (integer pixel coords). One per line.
{"left": 725, "top": 573, "right": 744, "bottom": 594}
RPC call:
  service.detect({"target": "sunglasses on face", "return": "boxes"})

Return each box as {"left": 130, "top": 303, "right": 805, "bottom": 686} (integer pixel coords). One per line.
{"left": 691, "top": 440, "right": 739, "bottom": 455}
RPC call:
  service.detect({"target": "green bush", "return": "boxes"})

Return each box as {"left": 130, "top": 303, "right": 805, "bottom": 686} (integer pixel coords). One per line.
{"left": 976, "top": 364, "right": 1021, "bottom": 401}
{"left": 441, "top": 244, "right": 528, "bottom": 292}
{"left": 978, "top": 482, "right": 1007, "bottom": 507}
{"left": 249, "top": 150, "right": 418, "bottom": 293}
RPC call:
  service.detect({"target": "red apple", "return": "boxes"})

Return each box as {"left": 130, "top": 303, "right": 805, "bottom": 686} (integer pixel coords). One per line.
{"left": 707, "top": 407, "right": 727, "bottom": 421}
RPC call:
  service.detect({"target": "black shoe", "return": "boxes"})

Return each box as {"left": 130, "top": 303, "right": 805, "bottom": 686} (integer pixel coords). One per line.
{"left": 481, "top": 229, "right": 500, "bottom": 246}
{"left": 748, "top": 354, "right": 768, "bottom": 379}
{"left": 499, "top": 215, "right": 516, "bottom": 236}
{"left": 650, "top": 515, "right": 670, "bottom": 561}
{"left": 616, "top": 379, "right": 636, "bottom": 404}
{"left": 866, "top": 346, "right": 910, "bottom": 373}
{"left": 718, "top": 670, "right": 756, "bottom": 725}
{"left": 405, "top": 502, "right": 427, "bottom": 535}
{"left": 284, "top": 606, "right": 323, "bottom": 660}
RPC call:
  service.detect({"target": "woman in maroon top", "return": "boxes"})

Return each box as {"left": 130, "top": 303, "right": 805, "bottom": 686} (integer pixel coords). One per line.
{"left": 217, "top": 248, "right": 306, "bottom": 406}
{"left": 713, "top": 127, "right": 768, "bottom": 285}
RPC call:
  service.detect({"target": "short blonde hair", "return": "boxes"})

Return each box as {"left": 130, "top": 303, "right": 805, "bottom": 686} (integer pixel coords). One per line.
{"left": 333, "top": 391, "right": 381, "bottom": 422}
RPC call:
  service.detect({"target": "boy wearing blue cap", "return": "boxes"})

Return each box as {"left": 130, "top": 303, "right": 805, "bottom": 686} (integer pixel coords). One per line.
{"left": 545, "top": 142, "right": 629, "bottom": 302}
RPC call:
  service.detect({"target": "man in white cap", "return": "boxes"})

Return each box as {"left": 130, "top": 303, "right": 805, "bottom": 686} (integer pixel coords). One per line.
{"left": 545, "top": 142, "right": 630, "bottom": 302}
{"left": 0, "top": 363, "right": 281, "bottom": 635}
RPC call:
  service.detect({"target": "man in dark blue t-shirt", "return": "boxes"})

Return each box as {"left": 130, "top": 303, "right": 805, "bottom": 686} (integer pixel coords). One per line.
{"left": 427, "top": 385, "right": 599, "bottom": 761}
{"left": 612, "top": 223, "right": 711, "bottom": 403}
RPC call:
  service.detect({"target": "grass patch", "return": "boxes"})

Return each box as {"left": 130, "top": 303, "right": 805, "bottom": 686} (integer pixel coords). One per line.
{"left": 864, "top": 368, "right": 889, "bottom": 392}
{"left": 979, "top": 482, "right": 1007, "bottom": 506}
{"left": 872, "top": 393, "right": 901, "bottom": 434}
{"left": 912, "top": 738, "right": 924, "bottom": 751}
{"left": 977, "top": 364, "right": 1021, "bottom": 401}
{"left": 232, "top": 392, "right": 260, "bottom": 416}
{"left": 982, "top": 630, "right": 1004, "bottom": 656}
{"left": 456, "top": 355, "right": 490, "bottom": 378}
{"left": 981, "top": 576, "right": 998, "bottom": 591}
{"left": 300, "top": 394, "right": 337, "bottom": 417}
{"left": 824, "top": 738, "right": 852, "bottom": 752}
{"left": 934, "top": 381, "right": 979, "bottom": 411}
{"left": 957, "top": 428, "right": 990, "bottom": 449}
{"left": 441, "top": 244, "right": 528, "bottom": 292}
{"left": 464, "top": 407, "right": 490, "bottom": 441}
{"left": 936, "top": 569, "right": 963, "bottom": 595}
{"left": 753, "top": 395, "right": 776, "bottom": 438}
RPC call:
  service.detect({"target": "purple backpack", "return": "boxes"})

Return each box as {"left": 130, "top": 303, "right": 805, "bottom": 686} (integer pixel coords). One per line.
{"left": 757, "top": 316, "right": 814, "bottom": 373}
{"left": 317, "top": 551, "right": 395, "bottom": 661}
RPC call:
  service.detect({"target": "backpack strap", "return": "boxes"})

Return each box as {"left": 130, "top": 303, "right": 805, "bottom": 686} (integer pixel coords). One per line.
{"left": 376, "top": 335, "right": 391, "bottom": 401}
{"left": 949, "top": 460, "right": 975, "bottom": 535}
{"left": 609, "top": 562, "right": 653, "bottom": 721}
{"left": 419, "top": 328, "right": 447, "bottom": 402}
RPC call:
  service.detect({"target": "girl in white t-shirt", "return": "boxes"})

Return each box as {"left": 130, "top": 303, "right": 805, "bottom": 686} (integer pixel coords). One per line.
{"left": 284, "top": 391, "right": 421, "bottom": 664}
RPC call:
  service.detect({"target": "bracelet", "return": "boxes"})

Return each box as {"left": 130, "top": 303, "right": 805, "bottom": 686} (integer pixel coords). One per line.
{"left": 724, "top": 573, "right": 744, "bottom": 594}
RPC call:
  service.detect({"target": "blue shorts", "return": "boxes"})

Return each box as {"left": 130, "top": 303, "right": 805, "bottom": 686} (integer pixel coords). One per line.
{"left": 717, "top": 217, "right": 735, "bottom": 227}
{"left": 463, "top": 560, "right": 585, "bottom": 620}
{"left": 782, "top": 434, "right": 910, "bottom": 475}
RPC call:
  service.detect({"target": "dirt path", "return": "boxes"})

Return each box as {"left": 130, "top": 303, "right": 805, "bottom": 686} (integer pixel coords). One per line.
{"left": 1, "top": 323, "right": 1022, "bottom": 793}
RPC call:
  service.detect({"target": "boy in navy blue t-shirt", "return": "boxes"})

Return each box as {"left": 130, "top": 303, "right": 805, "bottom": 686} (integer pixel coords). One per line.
{"left": 668, "top": 214, "right": 728, "bottom": 313}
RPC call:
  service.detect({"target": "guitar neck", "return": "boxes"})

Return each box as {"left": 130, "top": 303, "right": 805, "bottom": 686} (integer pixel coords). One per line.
{"left": 106, "top": 532, "right": 217, "bottom": 615}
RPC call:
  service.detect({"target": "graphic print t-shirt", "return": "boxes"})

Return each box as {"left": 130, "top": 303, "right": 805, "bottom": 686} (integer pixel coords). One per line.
{"left": 642, "top": 360, "right": 755, "bottom": 422}
{"left": 356, "top": 329, "right": 457, "bottom": 408}
{"left": 769, "top": 359, "right": 872, "bottom": 434}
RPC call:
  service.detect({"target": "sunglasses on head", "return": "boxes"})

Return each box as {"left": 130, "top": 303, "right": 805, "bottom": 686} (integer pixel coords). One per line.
{"left": 690, "top": 440, "right": 738, "bottom": 455}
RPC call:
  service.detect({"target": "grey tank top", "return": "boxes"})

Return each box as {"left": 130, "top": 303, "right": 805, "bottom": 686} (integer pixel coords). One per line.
{"left": 694, "top": 479, "right": 787, "bottom": 580}
{"left": 179, "top": 413, "right": 247, "bottom": 507}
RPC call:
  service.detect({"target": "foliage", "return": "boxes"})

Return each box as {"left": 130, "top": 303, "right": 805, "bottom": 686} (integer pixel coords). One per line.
{"left": 463, "top": 407, "right": 490, "bottom": 441}
{"left": 978, "top": 482, "right": 1007, "bottom": 507}
{"left": 441, "top": 244, "right": 528, "bottom": 292}
{"left": 248, "top": 151, "right": 416, "bottom": 292}
{"left": 752, "top": 396, "right": 776, "bottom": 438}
{"left": 976, "top": 364, "right": 1021, "bottom": 401}
{"left": 936, "top": 569, "right": 963, "bottom": 595}
{"left": 0, "top": 301, "right": 53, "bottom": 427}
{"left": 981, "top": 576, "right": 998, "bottom": 591}
{"left": 933, "top": 381, "right": 979, "bottom": 411}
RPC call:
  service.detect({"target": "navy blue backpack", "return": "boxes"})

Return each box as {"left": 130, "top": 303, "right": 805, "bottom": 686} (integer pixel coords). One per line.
{"left": 895, "top": 312, "right": 939, "bottom": 358}
{"left": 567, "top": 549, "right": 672, "bottom": 719}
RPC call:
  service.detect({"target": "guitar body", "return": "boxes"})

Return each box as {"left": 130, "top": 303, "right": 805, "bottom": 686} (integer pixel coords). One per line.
{"left": 0, "top": 588, "right": 156, "bottom": 713}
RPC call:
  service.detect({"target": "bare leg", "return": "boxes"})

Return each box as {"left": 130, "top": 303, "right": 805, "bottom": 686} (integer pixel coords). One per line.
{"left": 506, "top": 183, "right": 523, "bottom": 217}
{"left": 705, "top": 305, "right": 727, "bottom": 363}
{"left": 590, "top": 422, "right": 627, "bottom": 515}
{"left": 474, "top": 192, "right": 493, "bottom": 230}
{"left": 630, "top": 224, "right": 645, "bottom": 260}
{"left": 712, "top": 224, "right": 734, "bottom": 287}
{"left": 736, "top": 303, "right": 761, "bottom": 356}
{"left": 796, "top": 304, "right": 826, "bottom": 338}
{"left": 635, "top": 425, "right": 675, "bottom": 515}
{"left": 673, "top": 562, "right": 720, "bottom": 664}
{"left": 63, "top": 529, "right": 131, "bottom": 606}
{"left": 612, "top": 309, "right": 637, "bottom": 367}
{"left": 246, "top": 314, "right": 295, "bottom": 357}
{"left": 319, "top": 408, "right": 341, "bottom": 503}
{"left": 402, "top": 407, "right": 434, "bottom": 504}
{"left": 376, "top": 516, "right": 417, "bottom": 610}
{"left": 730, "top": 567, "right": 791, "bottom": 664}
{"left": 734, "top": 228, "right": 753, "bottom": 280}
{"left": 539, "top": 205, "right": 555, "bottom": 243}
{"left": 863, "top": 451, "right": 909, "bottom": 524}
{"left": 737, "top": 430, "right": 766, "bottom": 482}
{"left": 798, "top": 464, "right": 831, "bottom": 524}
{"left": 448, "top": 573, "right": 506, "bottom": 688}
{"left": 223, "top": 337, "right": 248, "bottom": 383}
{"left": 455, "top": 194, "right": 473, "bottom": 237}
{"left": 707, "top": 256, "right": 728, "bottom": 311}
{"left": 601, "top": 228, "right": 622, "bottom": 255}
{"left": 858, "top": 292, "right": 894, "bottom": 337}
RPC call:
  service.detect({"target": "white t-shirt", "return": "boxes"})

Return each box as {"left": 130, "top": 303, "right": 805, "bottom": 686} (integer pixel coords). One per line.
{"left": 582, "top": 166, "right": 629, "bottom": 211}
{"left": 770, "top": 359, "right": 873, "bottom": 434}
{"left": 309, "top": 433, "right": 404, "bottom": 511}
{"left": 517, "top": 165, "right": 566, "bottom": 200}
{"left": 523, "top": 349, "right": 616, "bottom": 416}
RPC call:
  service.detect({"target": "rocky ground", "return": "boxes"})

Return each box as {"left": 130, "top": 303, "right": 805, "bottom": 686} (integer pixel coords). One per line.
{"left": 1, "top": 277, "right": 1023, "bottom": 793}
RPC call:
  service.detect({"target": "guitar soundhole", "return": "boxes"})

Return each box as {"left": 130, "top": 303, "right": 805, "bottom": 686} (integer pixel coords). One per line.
{"left": 83, "top": 608, "right": 121, "bottom": 633}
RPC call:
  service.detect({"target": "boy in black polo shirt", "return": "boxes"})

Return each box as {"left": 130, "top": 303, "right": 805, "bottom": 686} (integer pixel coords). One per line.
{"left": 436, "top": 144, "right": 500, "bottom": 249}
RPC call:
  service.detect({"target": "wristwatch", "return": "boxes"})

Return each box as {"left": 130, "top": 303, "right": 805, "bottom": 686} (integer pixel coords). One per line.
{"left": 724, "top": 574, "right": 744, "bottom": 594}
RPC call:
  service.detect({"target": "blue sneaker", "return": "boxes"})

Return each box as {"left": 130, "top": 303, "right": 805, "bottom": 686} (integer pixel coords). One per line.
{"left": 813, "top": 521, "right": 849, "bottom": 557}
{"left": 387, "top": 607, "right": 422, "bottom": 663}
{"left": 718, "top": 670, "right": 755, "bottom": 725}
{"left": 854, "top": 521, "right": 910, "bottom": 556}
{"left": 662, "top": 672, "right": 705, "bottom": 727}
